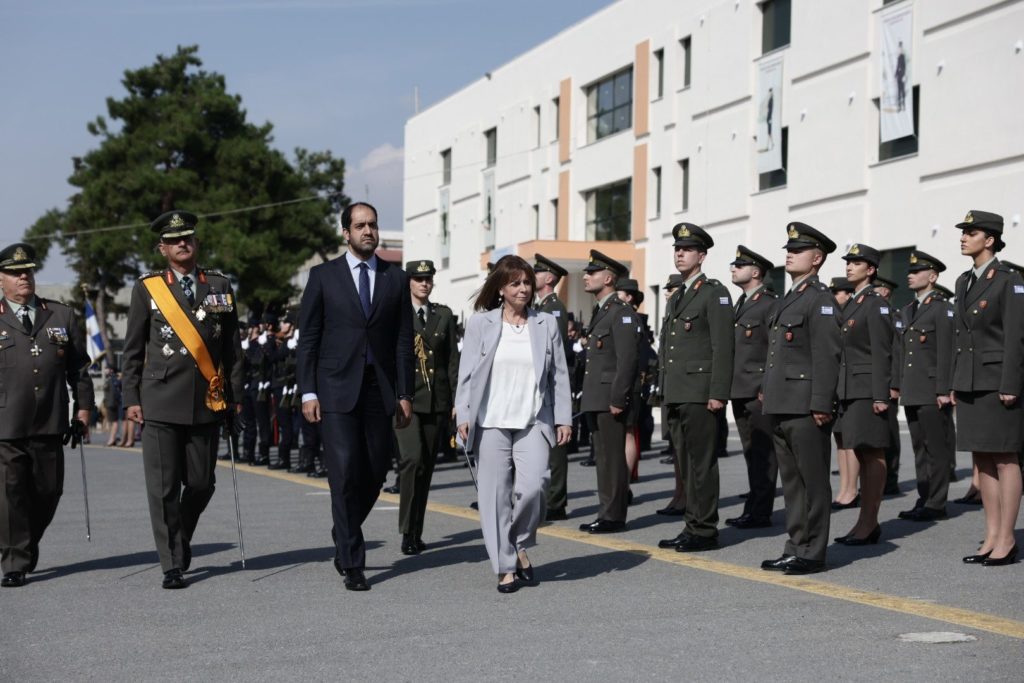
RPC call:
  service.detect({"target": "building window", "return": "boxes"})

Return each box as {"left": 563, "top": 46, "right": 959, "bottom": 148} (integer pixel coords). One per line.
{"left": 533, "top": 105, "right": 541, "bottom": 148}
{"left": 552, "top": 97, "right": 560, "bottom": 141}
{"left": 875, "top": 85, "right": 920, "bottom": 162}
{"left": 532, "top": 204, "right": 540, "bottom": 238}
{"left": 587, "top": 67, "right": 633, "bottom": 142}
{"left": 761, "top": 0, "right": 791, "bottom": 54}
{"left": 585, "top": 180, "right": 632, "bottom": 241}
{"left": 679, "top": 158, "right": 690, "bottom": 212}
{"left": 680, "top": 36, "right": 692, "bottom": 88}
{"left": 551, "top": 198, "right": 559, "bottom": 235}
{"left": 441, "top": 148, "right": 451, "bottom": 185}
{"left": 758, "top": 126, "right": 788, "bottom": 190}
{"left": 651, "top": 166, "right": 662, "bottom": 218}
{"left": 653, "top": 48, "right": 664, "bottom": 99}
{"left": 484, "top": 127, "right": 497, "bottom": 167}
{"left": 878, "top": 246, "right": 915, "bottom": 309}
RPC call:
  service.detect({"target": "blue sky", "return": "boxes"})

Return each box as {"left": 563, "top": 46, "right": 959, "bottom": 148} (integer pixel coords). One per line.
{"left": 0, "top": 0, "right": 610, "bottom": 282}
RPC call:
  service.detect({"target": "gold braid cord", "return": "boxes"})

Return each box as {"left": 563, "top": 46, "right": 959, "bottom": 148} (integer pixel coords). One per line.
{"left": 414, "top": 333, "right": 431, "bottom": 392}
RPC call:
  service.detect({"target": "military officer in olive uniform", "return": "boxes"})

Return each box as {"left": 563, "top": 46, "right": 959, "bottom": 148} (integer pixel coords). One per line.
{"left": 760, "top": 222, "right": 840, "bottom": 575}
{"left": 725, "top": 245, "right": 778, "bottom": 530}
{"left": 0, "top": 243, "right": 94, "bottom": 588}
{"left": 578, "top": 250, "right": 639, "bottom": 534}
{"left": 656, "top": 223, "right": 734, "bottom": 553}
{"left": 891, "top": 251, "right": 956, "bottom": 522}
{"left": 122, "top": 210, "right": 244, "bottom": 589}
{"left": 396, "top": 260, "right": 459, "bottom": 554}
{"left": 534, "top": 253, "right": 571, "bottom": 520}
{"left": 951, "top": 210, "right": 1023, "bottom": 566}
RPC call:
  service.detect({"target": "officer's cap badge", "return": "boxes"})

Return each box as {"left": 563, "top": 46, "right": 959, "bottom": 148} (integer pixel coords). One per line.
{"left": 679, "top": 226, "right": 691, "bottom": 238}
{"left": 849, "top": 244, "right": 861, "bottom": 256}
{"left": 964, "top": 211, "right": 974, "bottom": 224}
{"left": 787, "top": 225, "right": 799, "bottom": 239}
{"left": 909, "top": 253, "right": 918, "bottom": 264}
{"left": 417, "top": 261, "right": 430, "bottom": 273}
{"left": 13, "top": 247, "right": 27, "bottom": 262}
{"left": 169, "top": 213, "right": 185, "bottom": 229}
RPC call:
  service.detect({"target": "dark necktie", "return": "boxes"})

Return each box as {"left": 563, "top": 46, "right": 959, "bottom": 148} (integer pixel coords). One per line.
{"left": 358, "top": 263, "right": 375, "bottom": 364}
{"left": 966, "top": 272, "right": 977, "bottom": 292}
{"left": 417, "top": 307, "right": 426, "bottom": 327}
{"left": 735, "top": 293, "right": 747, "bottom": 313}
{"left": 910, "top": 299, "right": 919, "bottom": 318}
{"left": 181, "top": 275, "right": 195, "bottom": 306}
{"left": 18, "top": 307, "right": 32, "bottom": 333}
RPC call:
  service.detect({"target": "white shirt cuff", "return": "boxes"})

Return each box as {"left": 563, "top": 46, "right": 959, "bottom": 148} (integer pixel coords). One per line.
{"left": 302, "top": 393, "right": 318, "bottom": 403}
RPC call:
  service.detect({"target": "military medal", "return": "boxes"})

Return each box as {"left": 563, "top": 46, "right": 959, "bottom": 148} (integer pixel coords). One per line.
{"left": 979, "top": 300, "right": 988, "bottom": 309}
{"left": 919, "top": 335, "right": 927, "bottom": 343}
{"left": 596, "top": 339, "right": 604, "bottom": 349}
{"left": 212, "top": 322, "right": 222, "bottom": 339}
{"left": 745, "top": 329, "right": 753, "bottom": 338}
{"left": 684, "top": 321, "right": 692, "bottom": 331}
{"left": 179, "top": 346, "right": 188, "bottom": 355}
{"left": 30, "top": 343, "right": 42, "bottom": 357}
{"left": 847, "top": 319, "right": 856, "bottom": 328}
{"left": 195, "top": 308, "right": 207, "bottom": 321}
{"left": 159, "top": 325, "right": 174, "bottom": 340}
{"left": 856, "top": 295, "right": 864, "bottom": 304}
{"left": 161, "top": 343, "right": 174, "bottom": 358}
{"left": 784, "top": 331, "right": 793, "bottom": 342}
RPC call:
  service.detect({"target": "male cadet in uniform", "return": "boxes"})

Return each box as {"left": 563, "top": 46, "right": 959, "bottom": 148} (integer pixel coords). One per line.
{"left": 578, "top": 250, "right": 638, "bottom": 534}
{"left": 122, "top": 210, "right": 244, "bottom": 589}
{"left": 725, "top": 245, "right": 778, "bottom": 530}
{"left": 396, "top": 260, "right": 459, "bottom": 555}
{"left": 269, "top": 311, "right": 300, "bottom": 470}
{"left": 656, "top": 224, "right": 734, "bottom": 552}
{"left": 760, "top": 222, "right": 840, "bottom": 575}
{"left": 240, "top": 318, "right": 271, "bottom": 465}
{"left": 873, "top": 275, "right": 903, "bottom": 495}
{"left": 0, "top": 243, "right": 94, "bottom": 588}
{"left": 892, "top": 251, "right": 955, "bottom": 521}
{"left": 534, "top": 253, "right": 571, "bottom": 520}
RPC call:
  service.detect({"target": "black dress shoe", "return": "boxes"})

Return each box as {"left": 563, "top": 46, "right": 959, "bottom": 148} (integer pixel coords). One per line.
{"left": 659, "top": 456, "right": 675, "bottom": 465}
{"left": 835, "top": 525, "right": 881, "bottom": 546}
{"left": 401, "top": 534, "right": 420, "bottom": 556}
{"left": 1, "top": 572, "right": 26, "bottom": 588}
{"left": 182, "top": 539, "right": 192, "bottom": 572}
{"left": 416, "top": 539, "right": 427, "bottom": 552}
{"left": 545, "top": 508, "right": 568, "bottom": 521}
{"left": 268, "top": 461, "right": 290, "bottom": 470}
{"left": 580, "top": 458, "right": 596, "bottom": 467}
{"left": 784, "top": 557, "right": 825, "bottom": 575}
{"left": 658, "top": 533, "right": 689, "bottom": 549}
{"left": 309, "top": 468, "right": 328, "bottom": 478}
{"left": 656, "top": 506, "right": 685, "bottom": 516}
{"left": 831, "top": 494, "right": 860, "bottom": 510}
{"left": 382, "top": 484, "right": 400, "bottom": 494}
{"left": 334, "top": 560, "right": 370, "bottom": 591}
{"left": 675, "top": 535, "right": 718, "bottom": 552}
{"left": 497, "top": 578, "right": 520, "bottom": 594}
{"left": 898, "top": 507, "right": 947, "bottom": 522}
{"left": 289, "top": 465, "right": 312, "bottom": 474}
{"left": 253, "top": 457, "right": 269, "bottom": 466}
{"left": 982, "top": 545, "right": 1018, "bottom": 567}
{"left": 627, "top": 488, "right": 635, "bottom": 506}
{"left": 515, "top": 562, "right": 537, "bottom": 585}
{"left": 760, "top": 554, "right": 795, "bottom": 571}
{"left": 162, "top": 569, "right": 188, "bottom": 589}
{"left": 962, "top": 550, "right": 992, "bottom": 564}
{"left": 580, "top": 519, "right": 626, "bottom": 534}
{"left": 952, "top": 490, "right": 983, "bottom": 505}
{"left": 728, "top": 514, "right": 772, "bottom": 529}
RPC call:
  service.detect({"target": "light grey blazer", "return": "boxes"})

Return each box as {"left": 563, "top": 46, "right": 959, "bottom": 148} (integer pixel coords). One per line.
{"left": 455, "top": 307, "right": 572, "bottom": 454}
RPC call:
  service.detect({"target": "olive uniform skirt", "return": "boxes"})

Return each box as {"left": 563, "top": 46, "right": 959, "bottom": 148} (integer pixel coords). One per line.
{"left": 955, "top": 391, "right": 1023, "bottom": 452}
{"left": 836, "top": 398, "right": 891, "bottom": 450}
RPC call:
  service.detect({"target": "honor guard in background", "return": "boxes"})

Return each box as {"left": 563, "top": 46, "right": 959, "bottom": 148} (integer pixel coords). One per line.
{"left": 396, "top": 260, "right": 459, "bottom": 554}
{"left": 892, "top": 251, "right": 956, "bottom": 521}
{"left": 241, "top": 317, "right": 271, "bottom": 465}
{"left": 951, "top": 210, "right": 1023, "bottom": 566}
{"left": 534, "top": 253, "right": 571, "bottom": 520}
{"left": 270, "top": 311, "right": 300, "bottom": 471}
{"left": 254, "top": 313, "right": 277, "bottom": 465}
{"left": 873, "top": 274, "right": 903, "bottom": 495}
{"left": 656, "top": 223, "right": 734, "bottom": 553}
{"left": 0, "top": 243, "right": 94, "bottom": 588}
{"left": 578, "top": 250, "right": 638, "bottom": 534}
{"left": 725, "top": 245, "right": 778, "bottom": 530}
{"left": 615, "top": 277, "right": 655, "bottom": 495}
{"left": 760, "top": 222, "right": 840, "bottom": 575}
{"left": 122, "top": 210, "right": 244, "bottom": 589}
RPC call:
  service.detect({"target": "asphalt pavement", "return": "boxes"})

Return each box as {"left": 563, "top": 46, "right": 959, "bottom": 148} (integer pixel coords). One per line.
{"left": 4, "top": 426, "right": 1023, "bottom": 682}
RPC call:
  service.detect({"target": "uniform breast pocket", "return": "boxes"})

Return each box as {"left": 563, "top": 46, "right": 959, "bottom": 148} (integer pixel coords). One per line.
{"left": 778, "top": 313, "right": 804, "bottom": 343}
{"left": 0, "top": 337, "right": 15, "bottom": 367}
{"left": 739, "top": 321, "right": 760, "bottom": 341}
{"left": 143, "top": 365, "right": 168, "bottom": 382}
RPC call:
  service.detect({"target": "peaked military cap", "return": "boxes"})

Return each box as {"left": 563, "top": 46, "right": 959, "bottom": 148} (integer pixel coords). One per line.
{"left": 533, "top": 253, "right": 568, "bottom": 279}
{"left": 151, "top": 210, "right": 198, "bottom": 239}
{"left": 283, "top": 309, "right": 298, "bottom": 325}
{"left": 907, "top": 250, "right": 946, "bottom": 273}
{"left": 615, "top": 277, "right": 644, "bottom": 306}
{"left": 784, "top": 221, "right": 836, "bottom": 253}
{"left": 664, "top": 273, "right": 684, "bottom": 290}
{"left": 262, "top": 311, "right": 279, "bottom": 326}
{"left": 731, "top": 245, "right": 773, "bottom": 272}
{"left": 672, "top": 222, "right": 713, "bottom": 250}
{"left": 0, "top": 242, "right": 37, "bottom": 271}
{"left": 955, "top": 209, "right": 1003, "bottom": 234}
{"left": 828, "top": 277, "right": 855, "bottom": 293}
{"left": 406, "top": 259, "right": 436, "bottom": 276}
{"left": 842, "top": 243, "right": 881, "bottom": 267}
{"left": 583, "top": 249, "right": 628, "bottom": 276}
{"left": 933, "top": 283, "right": 954, "bottom": 300}
{"left": 873, "top": 275, "right": 899, "bottom": 291}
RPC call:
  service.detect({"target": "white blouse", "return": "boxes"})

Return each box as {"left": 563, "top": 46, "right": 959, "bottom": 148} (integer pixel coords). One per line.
{"left": 477, "top": 323, "right": 542, "bottom": 429}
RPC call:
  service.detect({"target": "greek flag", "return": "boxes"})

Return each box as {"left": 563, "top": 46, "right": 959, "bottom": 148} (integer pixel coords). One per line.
{"left": 84, "top": 300, "right": 105, "bottom": 366}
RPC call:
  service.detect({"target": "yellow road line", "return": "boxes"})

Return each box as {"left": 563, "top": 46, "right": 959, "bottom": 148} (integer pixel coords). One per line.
{"left": 217, "top": 459, "right": 1024, "bottom": 640}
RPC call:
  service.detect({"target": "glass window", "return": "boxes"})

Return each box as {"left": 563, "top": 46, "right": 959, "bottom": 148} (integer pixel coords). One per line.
{"left": 758, "top": 127, "right": 788, "bottom": 190}
{"left": 552, "top": 97, "right": 560, "bottom": 141}
{"left": 441, "top": 148, "right": 451, "bottom": 185}
{"left": 587, "top": 68, "right": 633, "bottom": 142}
{"left": 761, "top": 0, "right": 791, "bottom": 54}
{"left": 653, "top": 48, "right": 664, "bottom": 99}
{"left": 679, "top": 158, "right": 690, "bottom": 212}
{"left": 585, "top": 180, "right": 632, "bottom": 241}
{"left": 533, "top": 106, "right": 541, "bottom": 148}
{"left": 484, "top": 128, "right": 497, "bottom": 167}
{"left": 652, "top": 166, "right": 662, "bottom": 217}
{"left": 680, "top": 37, "right": 692, "bottom": 88}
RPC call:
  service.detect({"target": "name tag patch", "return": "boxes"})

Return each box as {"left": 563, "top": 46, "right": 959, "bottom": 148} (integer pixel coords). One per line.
{"left": 820, "top": 306, "right": 834, "bottom": 315}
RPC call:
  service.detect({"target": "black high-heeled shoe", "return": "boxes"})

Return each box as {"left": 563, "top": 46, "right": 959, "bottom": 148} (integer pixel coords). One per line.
{"left": 497, "top": 576, "right": 520, "bottom": 593}
{"left": 835, "top": 525, "right": 880, "bottom": 546}
{"left": 515, "top": 553, "right": 537, "bottom": 585}
{"left": 962, "top": 550, "right": 992, "bottom": 564}
{"left": 982, "top": 545, "right": 1018, "bottom": 567}
{"left": 831, "top": 494, "right": 861, "bottom": 511}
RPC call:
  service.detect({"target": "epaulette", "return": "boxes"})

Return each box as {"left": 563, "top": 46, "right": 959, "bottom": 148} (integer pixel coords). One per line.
{"left": 139, "top": 271, "right": 162, "bottom": 280}
{"left": 996, "top": 264, "right": 1015, "bottom": 274}
{"left": 37, "top": 297, "right": 69, "bottom": 311}
{"left": 811, "top": 281, "right": 829, "bottom": 291}
{"left": 763, "top": 289, "right": 780, "bottom": 298}
{"left": 202, "top": 268, "right": 227, "bottom": 278}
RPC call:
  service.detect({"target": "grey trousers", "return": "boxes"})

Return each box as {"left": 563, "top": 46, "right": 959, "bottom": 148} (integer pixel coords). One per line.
{"left": 475, "top": 423, "right": 551, "bottom": 574}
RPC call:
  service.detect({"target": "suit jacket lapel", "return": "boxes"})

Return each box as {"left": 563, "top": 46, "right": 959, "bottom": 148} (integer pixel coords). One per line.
{"left": 369, "top": 258, "right": 388, "bottom": 320}
{"left": 194, "top": 269, "right": 211, "bottom": 310}
{"left": 423, "top": 305, "right": 441, "bottom": 338}
{"left": 528, "top": 310, "right": 546, "bottom": 386}
{"left": 331, "top": 256, "right": 363, "bottom": 319}
{"left": 672, "top": 274, "right": 706, "bottom": 319}
{"left": 30, "top": 301, "right": 54, "bottom": 337}
{"left": 963, "top": 260, "right": 998, "bottom": 307}
{"left": 0, "top": 303, "right": 26, "bottom": 337}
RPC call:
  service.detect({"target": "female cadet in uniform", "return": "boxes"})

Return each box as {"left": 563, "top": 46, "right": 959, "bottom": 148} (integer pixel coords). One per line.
{"left": 952, "top": 211, "right": 1023, "bottom": 566}
{"left": 455, "top": 256, "right": 572, "bottom": 592}
{"left": 834, "top": 245, "right": 893, "bottom": 545}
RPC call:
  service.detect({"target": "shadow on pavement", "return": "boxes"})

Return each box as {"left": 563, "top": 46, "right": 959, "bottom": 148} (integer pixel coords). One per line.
{"left": 366, "top": 530, "right": 486, "bottom": 585}
{"left": 540, "top": 550, "right": 649, "bottom": 582}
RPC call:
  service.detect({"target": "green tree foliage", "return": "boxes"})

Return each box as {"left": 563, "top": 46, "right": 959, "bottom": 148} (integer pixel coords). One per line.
{"left": 25, "top": 45, "right": 346, "bottom": 317}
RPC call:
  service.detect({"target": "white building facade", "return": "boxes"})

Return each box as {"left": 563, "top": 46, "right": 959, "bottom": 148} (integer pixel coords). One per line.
{"left": 403, "top": 0, "right": 1024, "bottom": 329}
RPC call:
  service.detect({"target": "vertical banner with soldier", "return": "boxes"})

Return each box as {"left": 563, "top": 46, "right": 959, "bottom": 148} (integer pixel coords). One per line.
{"left": 756, "top": 55, "right": 784, "bottom": 174}
{"left": 879, "top": 3, "right": 914, "bottom": 142}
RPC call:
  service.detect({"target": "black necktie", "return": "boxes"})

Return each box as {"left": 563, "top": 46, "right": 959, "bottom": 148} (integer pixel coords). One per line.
{"left": 966, "top": 272, "right": 977, "bottom": 291}
{"left": 417, "top": 307, "right": 426, "bottom": 326}
{"left": 910, "top": 300, "right": 919, "bottom": 318}
{"left": 18, "top": 307, "right": 32, "bottom": 333}
{"left": 357, "top": 263, "right": 375, "bottom": 364}
{"left": 735, "top": 293, "right": 747, "bottom": 312}
{"left": 181, "top": 275, "right": 195, "bottom": 306}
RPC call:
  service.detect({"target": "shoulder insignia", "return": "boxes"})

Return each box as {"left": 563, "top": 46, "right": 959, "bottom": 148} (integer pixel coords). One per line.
{"left": 139, "top": 271, "right": 161, "bottom": 280}
{"left": 202, "top": 269, "right": 227, "bottom": 278}
{"left": 986, "top": 268, "right": 995, "bottom": 280}
{"left": 798, "top": 283, "right": 808, "bottom": 293}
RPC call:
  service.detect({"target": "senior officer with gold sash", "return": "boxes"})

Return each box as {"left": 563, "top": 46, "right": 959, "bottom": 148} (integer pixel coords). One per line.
{"left": 395, "top": 259, "right": 459, "bottom": 555}
{"left": 122, "top": 210, "right": 244, "bottom": 589}
{"left": 0, "top": 243, "right": 94, "bottom": 588}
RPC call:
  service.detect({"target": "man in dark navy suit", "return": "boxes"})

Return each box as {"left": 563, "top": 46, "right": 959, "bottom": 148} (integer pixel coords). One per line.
{"left": 297, "top": 202, "right": 414, "bottom": 591}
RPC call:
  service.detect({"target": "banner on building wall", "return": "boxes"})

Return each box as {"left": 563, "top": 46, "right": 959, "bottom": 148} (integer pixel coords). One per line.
{"left": 879, "top": 3, "right": 914, "bottom": 142}
{"left": 756, "top": 55, "right": 784, "bottom": 174}
{"left": 439, "top": 187, "right": 450, "bottom": 258}
{"left": 482, "top": 169, "right": 495, "bottom": 249}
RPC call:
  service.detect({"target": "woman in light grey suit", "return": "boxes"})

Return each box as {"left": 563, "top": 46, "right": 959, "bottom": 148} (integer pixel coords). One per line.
{"left": 456, "top": 256, "right": 572, "bottom": 593}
